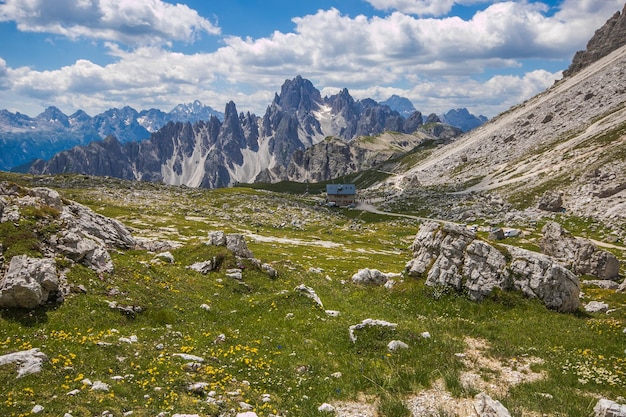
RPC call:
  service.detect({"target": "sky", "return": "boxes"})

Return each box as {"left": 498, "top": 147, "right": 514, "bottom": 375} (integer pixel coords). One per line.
{"left": 0, "top": 0, "right": 624, "bottom": 119}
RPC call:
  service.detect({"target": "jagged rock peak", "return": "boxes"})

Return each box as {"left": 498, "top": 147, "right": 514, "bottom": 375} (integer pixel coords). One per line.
{"left": 564, "top": 3, "right": 626, "bottom": 77}
{"left": 274, "top": 75, "right": 322, "bottom": 113}
{"left": 36, "top": 106, "right": 70, "bottom": 127}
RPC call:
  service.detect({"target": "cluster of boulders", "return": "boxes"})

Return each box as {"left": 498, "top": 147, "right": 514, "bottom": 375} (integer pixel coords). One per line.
{"left": 540, "top": 221, "right": 620, "bottom": 280}
{"left": 405, "top": 222, "right": 581, "bottom": 312}
{"left": 0, "top": 182, "right": 135, "bottom": 309}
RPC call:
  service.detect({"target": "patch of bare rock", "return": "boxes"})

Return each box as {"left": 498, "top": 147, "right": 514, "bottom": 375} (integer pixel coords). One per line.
{"left": 0, "top": 182, "right": 135, "bottom": 309}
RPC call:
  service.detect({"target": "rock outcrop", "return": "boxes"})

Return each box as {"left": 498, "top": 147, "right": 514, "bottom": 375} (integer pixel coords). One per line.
{"left": 406, "top": 222, "right": 580, "bottom": 312}
{"left": 0, "top": 256, "right": 59, "bottom": 308}
{"left": 28, "top": 76, "right": 464, "bottom": 188}
{"left": 0, "top": 182, "right": 136, "bottom": 308}
{"left": 540, "top": 221, "right": 620, "bottom": 280}
{"left": 564, "top": 4, "right": 626, "bottom": 77}
{"left": 537, "top": 190, "right": 563, "bottom": 212}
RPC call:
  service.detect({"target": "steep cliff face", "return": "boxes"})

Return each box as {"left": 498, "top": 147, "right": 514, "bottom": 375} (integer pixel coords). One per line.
{"left": 564, "top": 4, "right": 626, "bottom": 77}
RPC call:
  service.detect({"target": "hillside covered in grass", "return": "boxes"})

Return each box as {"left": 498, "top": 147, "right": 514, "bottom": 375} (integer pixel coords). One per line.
{"left": 0, "top": 173, "right": 625, "bottom": 417}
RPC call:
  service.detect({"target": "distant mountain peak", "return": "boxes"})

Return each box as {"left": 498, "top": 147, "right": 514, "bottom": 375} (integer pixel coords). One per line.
{"left": 440, "top": 108, "right": 488, "bottom": 132}
{"left": 380, "top": 95, "right": 416, "bottom": 118}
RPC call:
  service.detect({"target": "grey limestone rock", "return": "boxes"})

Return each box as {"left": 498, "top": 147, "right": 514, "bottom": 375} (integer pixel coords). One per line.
{"left": 463, "top": 240, "right": 509, "bottom": 301}
{"left": 226, "top": 234, "right": 254, "bottom": 258}
{"left": 474, "top": 393, "right": 511, "bottom": 417}
{"left": 0, "top": 348, "right": 48, "bottom": 378}
{"left": 295, "top": 284, "right": 324, "bottom": 309}
{"left": 506, "top": 246, "right": 580, "bottom": 313}
{"left": 0, "top": 256, "right": 59, "bottom": 309}
{"left": 351, "top": 268, "right": 389, "bottom": 285}
{"left": 537, "top": 190, "right": 563, "bottom": 212}
{"left": 585, "top": 300, "right": 609, "bottom": 313}
{"left": 188, "top": 259, "right": 219, "bottom": 274}
{"left": 59, "top": 201, "right": 135, "bottom": 249}
{"left": 564, "top": 4, "right": 626, "bottom": 77}
{"left": 541, "top": 221, "right": 620, "bottom": 280}
{"left": 488, "top": 227, "right": 505, "bottom": 241}
{"left": 582, "top": 280, "right": 620, "bottom": 290}
{"left": 52, "top": 229, "right": 113, "bottom": 273}
{"left": 406, "top": 222, "right": 581, "bottom": 312}
{"left": 594, "top": 398, "right": 626, "bottom": 417}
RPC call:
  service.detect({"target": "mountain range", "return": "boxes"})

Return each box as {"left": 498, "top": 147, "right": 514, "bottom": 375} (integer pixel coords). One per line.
{"left": 0, "top": 101, "right": 223, "bottom": 172}
{"left": 0, "top": 91, "right": 486, "bottom": 173}
{"left": 24, "top": 77, "right": 479, "bottom": 187}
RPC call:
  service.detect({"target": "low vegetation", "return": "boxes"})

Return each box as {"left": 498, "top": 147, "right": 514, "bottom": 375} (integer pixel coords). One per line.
{"left": 1, "top": 173, "right": 625, "bottom": 417}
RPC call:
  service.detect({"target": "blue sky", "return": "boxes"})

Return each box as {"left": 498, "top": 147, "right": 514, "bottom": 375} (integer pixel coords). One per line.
{"left": 0, "top": 0, "right": 623, "bottom": 118}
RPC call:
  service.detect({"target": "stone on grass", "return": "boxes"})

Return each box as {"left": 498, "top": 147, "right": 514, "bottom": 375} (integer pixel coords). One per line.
{"left": 172, "top": 353, "right": 205, "bottom": 362}
{"left": 318, "top": 403, "right": 336, "bottom": 412}
{"left": 541, "top": 221, "right": 620, "bottom": 280}
{"left": 582, "top": 280, "right": 620, "bottom": 290}
{"left": 295, "top": 284, "right": 324, "bottom": 309}
{"left": 474, "top": 392, "right": 511, "bottom": 417}
{"left": 351, "top": 268, "right": 389, "bottom": 285}
{"left": 226, "top": 234, "right": 254, "bottom": 258}
{"left": 188, "top": 259, "right": 218, "bottom": 274}
{"left": 153, "top": 251, "right": 175, "bottom": 263}
{"left": 226, "top": 269, "right": 243, "bottom": 280}
{"left": 0, "top": 256, "right": 59, "bottom": 309}
{"left": 0, "top": 348, "right": 47, "bottom": 378}
{"left": 406, "top": 222, "right": 581, "bottom": 313}
{"left": 388, "top": 340, "right": 409, "bottom": 351}
{"left": 537, "top": 190, "right": 563, "bottom": 212}
{"left": 349, "top": 318, "right": 397, "bottom": 343}
{"left": 594, "top": 398, "right": 626, "bottom": 417}
{"left": 207, "top": 231, "right": 226, "bottom": 246}
{"left": 239, "top": 402, "right": 254, "bottom": 410}
{"left": 188, "top": 382, "right": 209, "bottom": 394}
{"left": 31, "top": 405, "right": 44, "bottom": 414}
{"left": 585, "top": 301, "right": 609, "bottom": 313}
{"left": 52, "top": 229, "right": 114, "bottom": 273}
{"left": 488, "top": 228, "right": 505, "bottom": 241}
{"left": 236, "top": 413, "right": 258, "bottom": 417}
{"left": 91, "top": 381, "right": 110, "bottom": 391}
{"left": 261, "top": 263, "right": 278, "bottom": 278}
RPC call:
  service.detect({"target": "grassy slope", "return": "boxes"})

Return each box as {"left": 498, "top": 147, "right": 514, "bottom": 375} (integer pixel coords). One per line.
{"left": 0, "top": 173, "right": 624, "bottom": 417}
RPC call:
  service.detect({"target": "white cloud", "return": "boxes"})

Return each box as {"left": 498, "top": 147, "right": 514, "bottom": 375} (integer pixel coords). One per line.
{"left": 0, "top": 1, "right": 622, "bottom": 118}
{"left": 0, "top": 0, "right": 220, "bottom": 45}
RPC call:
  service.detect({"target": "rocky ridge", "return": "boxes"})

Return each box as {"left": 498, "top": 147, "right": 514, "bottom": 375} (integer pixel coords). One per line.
{"left": 379, "top": 6, "right": 626, "bottom": 229}
{"left": 0, "top": 102, "right": 222, "bottom": 172}
{"left": 387, "top": 42, "right": 626, "bottom": 227}
{"left": 27, "top": 76, "right": 469, "bottom": 187}
{"left": 564, "top": 3, "right": 626, "bottom": 77}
